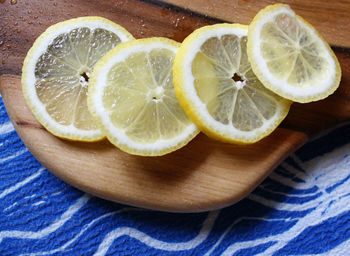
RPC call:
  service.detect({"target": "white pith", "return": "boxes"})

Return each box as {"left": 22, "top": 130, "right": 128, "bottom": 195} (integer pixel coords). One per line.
{"left": 90, "top": 39, "right": 198, "bottom": 153}
{"left": 250, "top": 6, "right": 337, "bottom": 99}
{"left": 22, "top": 17, "right": 134, "bottom": 139}
{"left": 178, "top": 25, "right": 290, "bottom": 142}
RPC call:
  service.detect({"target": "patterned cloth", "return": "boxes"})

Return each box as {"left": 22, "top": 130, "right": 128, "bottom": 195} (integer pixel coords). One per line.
{"left": 1, "top": 93, "right": 350, "bottom": 256}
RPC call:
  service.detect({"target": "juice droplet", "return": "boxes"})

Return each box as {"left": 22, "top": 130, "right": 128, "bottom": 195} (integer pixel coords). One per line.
{"left": 0, "top": 40, "right": 3, "bottom": 46}
{"left": 10, "top": 0, "right": 17, "bottom": 5}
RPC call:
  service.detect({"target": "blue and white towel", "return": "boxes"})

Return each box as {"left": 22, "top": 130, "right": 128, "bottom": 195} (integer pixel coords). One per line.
{"left": 1, "top": 93, "right": 350, "bottom": 256}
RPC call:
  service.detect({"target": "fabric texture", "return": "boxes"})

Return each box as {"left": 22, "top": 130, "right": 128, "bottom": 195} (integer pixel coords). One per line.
{"left": 1, "top": 93, "right": 350, "bottom": 256}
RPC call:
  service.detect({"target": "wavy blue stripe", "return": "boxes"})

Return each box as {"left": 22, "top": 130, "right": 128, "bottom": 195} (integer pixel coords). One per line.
{"left": 233, "top": 241, "right": 277, "bottom": 256}
{"left": 0, "top": 97, "right": 11, "bottom": 123}
{"left": 275, "top": 209, "right": 350, "bottom": 255}
{"left": 260, "top": 177, "right": 319, "bottom": 195}
{"left": 253, "top": 187, "right": 322, "bottom": 204}
{"left": 0, "top": 132, "right": 25, "bottom": 158}
{"left": 326, "top": 173, "right": 350, "bottom": 193}
{"left": 296, "top": 123, "right": 350, "bottom": 161}
{"left": 0, "top": 153, "right": 42, "bottom": 192}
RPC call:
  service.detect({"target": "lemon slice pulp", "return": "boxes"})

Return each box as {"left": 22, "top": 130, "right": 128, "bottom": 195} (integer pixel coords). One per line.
{"left": 173, "top": 24, "right": 291, "bottom": 144}
{"left": 88, "top": 38, "right": 199, "bottom": 156}
{"left": 247, "top": 4, "right": 341, "bottom": 103}
{"left": 22, "top": 17, "right": 134, "bottom": 141}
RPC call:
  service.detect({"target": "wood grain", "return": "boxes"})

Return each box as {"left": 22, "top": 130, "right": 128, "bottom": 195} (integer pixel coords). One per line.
{"left": 0, "top": 75, "right": 307, "bottom": 212}
{"left": 159, "top": 0, "right": 350, "bottom": 48}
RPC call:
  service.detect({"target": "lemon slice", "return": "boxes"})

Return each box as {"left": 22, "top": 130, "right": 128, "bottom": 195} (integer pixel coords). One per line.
{"left": 173, "top": 24, "right": 291, "bottom": 144}
{"left": 22, "top": 17, "right": 134, "bottom": 141}
{"left": 247, "top": 4, "right": 341, "bottom": 103}
{"left": 88, "top": 38, "right": 199, "bottom": 156}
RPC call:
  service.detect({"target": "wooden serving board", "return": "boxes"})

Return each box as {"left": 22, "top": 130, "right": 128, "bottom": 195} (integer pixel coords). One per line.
{"left": 0, "top": 0, "right": 349, "bottom": 212}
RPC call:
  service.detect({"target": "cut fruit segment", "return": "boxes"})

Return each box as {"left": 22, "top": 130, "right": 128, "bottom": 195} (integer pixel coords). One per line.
{"left": 22, "top": 17, "right": 134, "bottom": 141}
{"left": 173, "top": 23, "right": 291, "bottom": 144}
{"left": 247, "top": 4, "right": 341, "bottom": 103}
{"left": 88, "top": 38, "right": 199, "bottom": 156}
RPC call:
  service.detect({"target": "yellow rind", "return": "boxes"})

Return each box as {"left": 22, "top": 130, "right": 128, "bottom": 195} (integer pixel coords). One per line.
{"left": 22, "top": 17, "right": 134, "bottom": 142}
{"left": 88, "top": 37, "right": 199, "bottom": 156}
{"left": 173, "top": 23, "right": 291, "bottom": 144}
{"left": 247, "top": 4, "right": 341, "bottom": 103}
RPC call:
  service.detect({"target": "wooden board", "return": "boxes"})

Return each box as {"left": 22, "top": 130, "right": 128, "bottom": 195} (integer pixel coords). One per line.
{"left": 0, "top": 75, "right": 306, "bottom": 212}
{"left": 0, "top": 0, "right": 349, "bottom": 212}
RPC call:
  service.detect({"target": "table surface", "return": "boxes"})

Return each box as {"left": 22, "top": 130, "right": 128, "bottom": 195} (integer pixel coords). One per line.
{"left": 1, "top": 0, "right": 350, "bottom": 255}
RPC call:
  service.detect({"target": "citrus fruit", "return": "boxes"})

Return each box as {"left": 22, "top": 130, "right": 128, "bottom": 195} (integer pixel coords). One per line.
{"left": 88, "top": 37, "right": 199, "bottom": 156}
{"left": 173, "top": 23, "right": 291, "bottom": 144}
{"left": 247, "top": 4, "right": 341, "bottom": 103}
{"left": 22, "top": 16, "right": 134, "bottom": 141}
